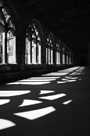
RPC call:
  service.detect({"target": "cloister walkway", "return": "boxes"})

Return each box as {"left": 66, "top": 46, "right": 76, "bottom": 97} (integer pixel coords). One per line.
{"left": 0, "top": 66, "right": 90, "bottom": 136}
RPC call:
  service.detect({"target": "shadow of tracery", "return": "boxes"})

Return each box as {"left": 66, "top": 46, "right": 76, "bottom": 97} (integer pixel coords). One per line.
{"left": 0, "top": 67, "right": 85, "bottom": 135}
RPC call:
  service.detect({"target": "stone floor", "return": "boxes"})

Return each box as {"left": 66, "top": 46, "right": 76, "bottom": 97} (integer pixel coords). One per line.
{"left": 0, "top": 66, "right": 90, "bottom": 136}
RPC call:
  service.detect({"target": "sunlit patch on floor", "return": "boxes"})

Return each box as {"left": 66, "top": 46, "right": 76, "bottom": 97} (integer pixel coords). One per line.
{"left": 0, "top": 91, "right": 30, "bottom": 97}
{"left": 6, "top": 76, "right": 60, "bottom": 86}
{"left": 39, "top": 90, "right": 55, "bottom": 95}
{"left": 62, "top": 78, "right": 69, "bottom": 81}
{"left": 40, "top": 76, "right": 60, "bottom": 79}
{"left": 42, "top": 73, "right": 67, "bottom": 76}
{"left": 39, "top": 93, "right": 66, "bottom": 100}
{"left": 19, "top": 79, "right": 56, "bottom": 82}
{"left": 75, "top": 73, "right": 81, "bottom": 75}
{"left": 57, "top": 67, "right": 80, "bottom": 73}
{"left": 57, "top": 81, "right": 67, "bottom": 84}
{"left": 66, "top": 79, "right": 76, "bottom": 82}
{"left": 6, "top": 82, "right": 50, "bottom": 85}
{"left": 0, "top": 99, "right": 10, "bottom": 105}
{"left": 14, "top": 106, "right": 56, "bottom": 120}
{"left": 0, "top": 119, "right": 16, "bottom": 130}
{"left": 57, "top": 79, "right": 76, "bottom": 83}
{"left": 70, "top": 73, "right": 77, "bottom": 75}
{"left": 0, "top": 67, "right": 85, "bottom": 131}
{"left": 65, "top": 76, "right": 78, "bottom": 79}
{"left": 76, "top": 67, "right": 85, "bottom": 73}
{"left": 62, "top": 100, "right": 73, "bottom": 105}
{"left": 18, "top": 99, "right": 42, "bottom": 107}
{"left": 6, "top": 82, "right": 20, "bottom": 85}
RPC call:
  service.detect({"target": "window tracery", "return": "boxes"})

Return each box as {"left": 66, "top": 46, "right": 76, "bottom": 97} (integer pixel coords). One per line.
{"left": 46, "top": 35, "right": 53, "bottom": 65}
{"left": 25, "top": 23, "right": 41, "bottom": 65}
{"left": 56, "top": 41, "right": 60, "bottom": 64}
{"left": 0, "top": 0, "right": 16, "bottom": 64}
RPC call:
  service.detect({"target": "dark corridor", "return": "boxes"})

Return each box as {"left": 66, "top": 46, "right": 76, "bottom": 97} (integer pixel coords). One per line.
{"left": 79, "top": 56, "right": 87, "bottom": 66}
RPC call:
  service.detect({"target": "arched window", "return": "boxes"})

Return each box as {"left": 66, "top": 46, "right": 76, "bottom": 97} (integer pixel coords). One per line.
{"left": 25, "top": 23, "right": 41, "bottom": 64}
{"left": 0, "top": 0, "right": 16, "bottom": 64}
{"left": 46, "top": 35, "right": 53, "bottom": 65}
{"left": 56, "top": 41, "right": 60, "bottom": 64}
{"left": 7, "top": 30, "right": 16, "bottom": 64}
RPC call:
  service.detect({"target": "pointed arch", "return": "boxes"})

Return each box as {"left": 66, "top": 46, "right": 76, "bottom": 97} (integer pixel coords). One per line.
{"left": 25, "top": 20, "right": 43, "bottom": 65}
{"left": 46, "top": 32, "right": 54, "bottom": 65}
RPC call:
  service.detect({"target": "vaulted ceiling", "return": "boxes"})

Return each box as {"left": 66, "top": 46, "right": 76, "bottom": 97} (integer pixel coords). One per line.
{"left": 16, "top": 0, "right": 90, "bottom": 53}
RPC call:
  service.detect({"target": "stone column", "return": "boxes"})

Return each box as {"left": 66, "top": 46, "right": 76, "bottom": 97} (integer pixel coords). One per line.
{"left": 16, "top": 35, "right": 25, "bottom": 70}
{"left": 60, "top": 49, "right": 62, "bottom": 65}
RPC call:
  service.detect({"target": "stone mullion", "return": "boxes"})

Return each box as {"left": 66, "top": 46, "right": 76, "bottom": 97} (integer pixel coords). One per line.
{"left": 30, "top": 38, "right": 32, "bottom": 64}
{"left": 5, "top": 31, "right": 7, "bottom": 64}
